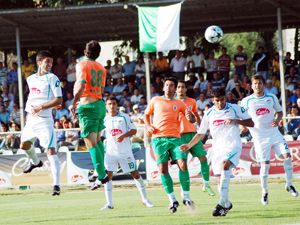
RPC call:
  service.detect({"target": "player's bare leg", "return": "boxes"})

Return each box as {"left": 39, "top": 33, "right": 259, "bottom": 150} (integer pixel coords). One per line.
{"left": 131, "top": 171, "right": 153, "bottom": 208}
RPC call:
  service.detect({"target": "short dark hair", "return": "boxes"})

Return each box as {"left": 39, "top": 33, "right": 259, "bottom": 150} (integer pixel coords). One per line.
{"left": 164, "top": 76, "right": 178, "bottom": 87}
{"left": 85, "top": 40, "right": 101, "bottom": 60}
{"left": 251, "top": 74, "right": 265, "bottom": 84}
{"left": 106, "top": 96, "right": 118, "bottom": 103}
{"left": 177, "top": 80, "right": 186, "bottom": 87}
{"left": 212, "top": 88, "right": 225, "bottom": 98}
{"left": 36, "top": 50, "right": 53, "bottom": 62}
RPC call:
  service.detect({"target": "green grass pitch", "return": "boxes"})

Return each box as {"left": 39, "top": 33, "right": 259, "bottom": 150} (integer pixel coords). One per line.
{"left": 0, "top": 181, "right": 299, "bottom": 225}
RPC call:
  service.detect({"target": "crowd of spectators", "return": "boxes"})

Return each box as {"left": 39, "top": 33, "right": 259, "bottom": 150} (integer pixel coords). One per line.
{"left": 1, "top": 44, "right": 300, "bottom": 152}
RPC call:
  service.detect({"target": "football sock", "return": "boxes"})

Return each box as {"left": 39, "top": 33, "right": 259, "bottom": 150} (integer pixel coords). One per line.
{"left": 260, "top": 163, "right": 270, "bottom": 194}
{"left": 219, "top": 169, "right": 231, "bottom": 207}
{"left": 283, "top": 157, "right": 293, "bottom": 187}
{"left": 178, "top": 170, "right": 190, "bottom": 191}
{"left": 48, "top": 154, "right": 60, "bottom": 186}
{"left": 24, "top": 145, "right": 40, "bottom": 165}
{"left": 181, "top": 189, "right": 191, "bottom": 201}
{"left": 167, "top": 192, "right": 177, "bottom": 204}
{"left": 161, "top": 173, "right": 174, "bottom": 194}
{"left": 89, "top": 143, "right": 106, "bottom": 180}
{"left": 200, "top": 160, "right": 210, "bottom": 182}
{"left": 134, "top": 177, "right": 148, "bottom": 201}
{"left": 104, "top": 180, "right": 113, "bottom": 206}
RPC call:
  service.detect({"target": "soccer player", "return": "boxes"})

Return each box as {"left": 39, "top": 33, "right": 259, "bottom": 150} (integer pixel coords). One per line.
{"left": 176, "top": 80, "right": 215, "bottom": 196}
{"left": 69, "top": 40, "right": 108, "bottom": 186}
{"left": 20, "top": 50, "right": 62, "bottom": 196}
{"left": 180, "top": 89, "right": 254, "bottom": 216}
{"left": 144, "top": 77, "right": 194, "bottom": 213}
{"left": 241, "top": 74, "right": 298, "bottom": 205}
{"left": 99, "top": 97, "right": 153, "bottom": 210}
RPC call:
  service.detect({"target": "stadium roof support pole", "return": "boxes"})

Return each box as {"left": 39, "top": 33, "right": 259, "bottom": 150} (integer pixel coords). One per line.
{"left": 144, "top": 52, "right": 151, "bottom": 105}
{"left": 277, "top": 7, "right": 287, "bottom": 128}
{"left": 16, "top": 27, "right": 25, "bottom": 129}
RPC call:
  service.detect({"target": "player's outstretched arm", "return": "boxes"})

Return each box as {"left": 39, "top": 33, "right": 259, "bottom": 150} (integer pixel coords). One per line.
{"left": 237, "top": 118, "right": 254, "bottom": 127}
{"left": 180, "top": 133, "right": 204, "bottom": 152}
{"left": 31, "top": 97, "right": 62, "bottom": 115}
{"left": 117, "top": 129, "right": 137, "bottom": 142}
{"left": 144, "top": 114, "right": 155, "bottom": 136}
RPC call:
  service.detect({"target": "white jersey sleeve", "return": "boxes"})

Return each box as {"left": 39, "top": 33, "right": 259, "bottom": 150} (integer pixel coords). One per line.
{"left": 271, "top": 94, "right": 282, "bottom": 112}
{"left": 122, "top": 113, "right": 137, "bottom": 131}
{"left": 197, "top": 112, "right": 209, "bottom": 135}
{"left": 49, "top": 75, "right": 62, "bottom": 98}
{"left": 231, "top": 104, "right": 251, "bottom": 120}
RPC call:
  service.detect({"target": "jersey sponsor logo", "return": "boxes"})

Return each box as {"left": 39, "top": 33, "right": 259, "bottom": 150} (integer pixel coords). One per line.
{"left": 111, "top": 129, "right": 123, "bottom": 136}
{"left": 31, "top": 87, "right": 41, "bottom": 94}
{"left": 71, "top": 174, "right": 83, "bottom": 182}
{"left": 55, "top": 80, "right": 60, "bottom": 87}
{"left": 213, "top": 119, "right": 225, "bottom": 126}
{"left": 256, "top": 108, "right": 270, "bottom": 116}
{"left": 241, "top": 107, "right": 246, "bottom": 113}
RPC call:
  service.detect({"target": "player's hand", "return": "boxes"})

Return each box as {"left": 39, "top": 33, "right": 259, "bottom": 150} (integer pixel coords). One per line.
{"left": 180, "top": 144, "right": 190, "bottom": 152}
{"left": 224, "top": 119, "right": 236, "bottom": 125}
{"left": 31, "top": 105, "right": 42, "bottom": 115}
{"left": 146, "top": 125, "right": 155, "bottom": 136}
{"left": 116, "top": 135, "right": 125, "bottom": 142}
{"left": 185, "top": 109, "right": 196, "bottom": 123}
{"left": 271, "top": 119, "right": 279, "bottom": 127}
{"left": 68, "top": 104, "right": 77, "bottom": 116}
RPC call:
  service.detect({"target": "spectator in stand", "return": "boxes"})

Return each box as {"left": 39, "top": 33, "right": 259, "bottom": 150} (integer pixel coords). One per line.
{"left": 193, "top": 74, "right": 208, "bottom": 97}
{"left": 123, "top": 100, "right": 133, "bottom": 114}
{"left": 226, "top": 92, "right": 237, "bottom": 104}
{"left": 64, "top": 92, "right": 74, "bottom": 110}
{"left": 152, "top": 75, "right": 164, "bottom": 95}
{"left": 0, "top": 105, "right": 10, "bottom": 124}
{"left": 284, "top": 52, "right": 296, "bottom": 74}
{"left": 104, "top": 78, "right": 114, "bottom": 94}
{"left": 54, "top": 120, "right": 65, "bottom": 148}
{"left": 206, "top": 81, "right": 214, "bottom": 98}
{"left": 0, "top": 61, "right": 8, "bottom": 89}
{"left": 218, "top": 47, "right": 231, "bottom": 82}
{"left": 244, "top": 80, "right": 253, "bottom": 97}
{"left": 135, "top": 58, "right": 145, "bottom": 86}
{"left": 138, "top": 77, "right": 146, "bottom": 96}
{"left": 151, "top": 86, "right": 160, "bottom": 98}
{"left": 231, "top": 82, "right": 246, "bottom": 101}
{"left": 122, "top": 55, "right": 136, "bottom": 84}
{"left": 119, "top": 90, "right": 131, "bottom": 106}
{"left": 138, "top": 96, "right": 147, "bottom": 113}
{"left": 188, "top": 47, "right": 205, "bottom": 77}
{"left": 7, "top": 62, "right": 18, "bottom": 97}
{"left": 286, "top": 76, "right": 295, "bottom": 92}
{"left": 54, "top": 102, "right": 70, "bottom": 120}
{"left": 131, "top": 89, "right": 142, "bottom": 105}
{"left": 264, "top": 79, "right": 278, "bottom": 96}
{"left": 206, "top": 51, "right": 218, "bottom": 81}
{"left": 131, "top": 104, "right": 144, "bottom": 124}
{"left": 170, "top": 50, "right": 187, "bottom": 80}
{"left": 104, "top": 59, "right": 112, "bottom": 80}
{"left": 211, "top": 71, "right": 225, "bottom": 90}
{"left": 110, "top": 58, "right": 123, "bottom": 84}
{"left": 66, "top": 56, "right": 76, "bottom": 92}
{"left": 186, "top": 74, "right": 198, "bottom": 98}
{"left": 53, "top": 57, "right": 67, "bottom": 81}
{"left": 63, "top": 121, "right": 79, "bottom": 150}
{"left": 155, "top": 52, "right": 169, "bottom": 77}
{"left": 127, "top": 81, "right": 137, "bottom": 96}
{"left": 241, "top": 76, "right": 251, "bottom": 89}
{"left": 286, "top": 105, "right": 300, "bottom": 140}
{"left": 196, "top": 93, "right": 211, "bottom": 111}
{"left": 251, "top": 46, "right": 270, "bottom": 80}
{"left": 285, "top": 67, "right": 300, "bottom": 83}
{"left": 272, "top": 52, "right": 280, "bottom": 78}
{"left": 112, "top": 78, "right": 127, "bottom": 98}
{"left": 290, "top": 87, "right": 300, "bottom": 105}
{"left": 10, "top": 103, "right": 20, "bottom": 125}
{"left": 271, "top": 75, "right": 280, "bottom": 90}
{"left": 225, "top": 74, "right": 240, "bottom": 94}
{"left": 233, "top": 45, "right": 247, "bottom": 79}
{"left": 0, "top": 122, "right": 9, "bottom": 149}
{"left": 6, "top": 121, "right": 21, "bottom": 150}
{"left": 21, "top": 59, "right": 35, "bottom": 79}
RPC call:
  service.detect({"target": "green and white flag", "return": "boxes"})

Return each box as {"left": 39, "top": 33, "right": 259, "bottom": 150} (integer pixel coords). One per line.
{"left": 138, "top": 3, "right": 181, "bottom": 52}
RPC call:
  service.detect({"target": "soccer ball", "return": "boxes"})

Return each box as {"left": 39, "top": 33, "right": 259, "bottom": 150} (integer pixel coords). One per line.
{"left": 204, "top": 25, "right": 223, "bottom": 43}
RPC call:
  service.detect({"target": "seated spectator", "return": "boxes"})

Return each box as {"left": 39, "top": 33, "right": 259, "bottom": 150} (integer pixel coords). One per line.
{"left": 284, "top": 52, "right": 296, "bottom": 74}
{"left": 54, "top": 57, "right": 67, "bottom": 81}
{"left": 287, "top": 105, "right": 300, "bottom": 140}
{"left": 66, "top": 56, "right": 76, "bottom": 92}
{"left": 104, "top": 78, "right": 114, "bottom": 94}
{"left": 206, "top": 81, "right": 214, "bottom": 98}
{"left": 0, "top": 122, "right": 9, "bottom": 149}
{"left": 244, "top": 80, "right": 253, "bottom": 97}
{"left": 54, "top": 120, "right": 65, "bottom": 147}
{"left": 285, "top": 66, "right": 300, "bottom": 83}
{"left": 130, "top": 89, "right": 142, "bottom": 105}
{"left": 119, "top": 90, "right": 131, "bottom": 106}
{"left": 6, "top": 121, "right": 20, "bottom": 150}
{"left": 138, "top": 77, "right": 147, "bottom": 96}
{"left": 264, "top": 79, "right": 278, "bottom": 96}
{"left": 193, "top": 74, "right": 208, "bottom": 96}
{"left": 196, "top": 93, "right": 211, "bottom": 111}
{"left": 7, "top": 62, "right": 18, "bottom": 97}
{"left": 10, "top": 103, "right": 20, "bottom": 125}
{"left": 64, "top": 92, "right": 74, "bottom": 110}
{"left": 0, "top": 105, "right": 10, "bottom": 124}
{"left": 127, "top": 81, "right": 137, "bottom": 96}
{"left": 63, "top": 121, "right": 79, "bottom": 150}
{"left": 112, "top": 78, "right": 127, "bottom": 98}
{"left": 131, "top": 104, "right": 144, "bottom": 124}
{"left": 151, "top": 86, "right": 160, "bottom": 98}
{"left": 135, "top": 58, "right": 145, "bottom": 85}
{"left": 231, "top": 82, "right": 246, "bottom": 101}
{"left": 226, "top": 92, "right": 238, "bottom": 104}
{"left": 138, "top": 97, "right": 147, "bottom": 113}
{"left": 152, "top": 75, "right": 164, "bottom": 95}
{"left": 272, "top": 75, "right": 280, "bottom": 90}
{"left": 211, "top": 72, "right": 225, "bottom": 90}
{"left": 272, "top": 52, "right": 280, "bottom": 78}
{"left": 54, "top": 102, "right": 70, "bottom": 120}
{"left": 123, "top": 100, "right": 133, "bottom": 114}
{"left": 225, "top": 74, "right": 240, "bottom": 94}
{"left": 186, "top": 74, "right": 197, "bottom": 98}
{"left": 291, "top": 87, "right": 300, "bottom": 104}
{"left": 21, "top": 59, "right": 35, "bottom": 79}
{"left": 285, "top": 76, "right": 295, "bottom": 92}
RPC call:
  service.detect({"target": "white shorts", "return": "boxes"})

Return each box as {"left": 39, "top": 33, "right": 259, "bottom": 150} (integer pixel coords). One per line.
{"left": 104, "top": 152, "right": 137, "bottom": 174}
{"left": 21, "top": 115, "right": 56, "bottom": 149}
{"left": 211, "top": 147, "right": 241, "bottom": 176}
{"left": 253, "top": 132, "right": 290, "bottom": 162}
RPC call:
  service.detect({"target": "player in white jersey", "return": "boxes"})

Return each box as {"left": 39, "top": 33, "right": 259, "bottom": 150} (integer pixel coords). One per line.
{"left": 20, "top": 50, "right": 63, "bottom": 196}
{"left": 241, "top": 74, "right": 298, "bottom": 205}
{"left": 180, "top": 89, "right": 254, "bottom": 216}
{"left": 98, "top": 97, "right": 153, "bottom": 210}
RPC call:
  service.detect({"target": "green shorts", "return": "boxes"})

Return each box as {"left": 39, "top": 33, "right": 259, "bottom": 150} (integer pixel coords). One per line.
{"left": 181, "top": 132, "right": 206, "bottom": 158}
{"left": 151, "top": 137, "right": 188, "bottom": 164}
{"left": 78, "top": 100, "right": 106, "bottom": 138}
